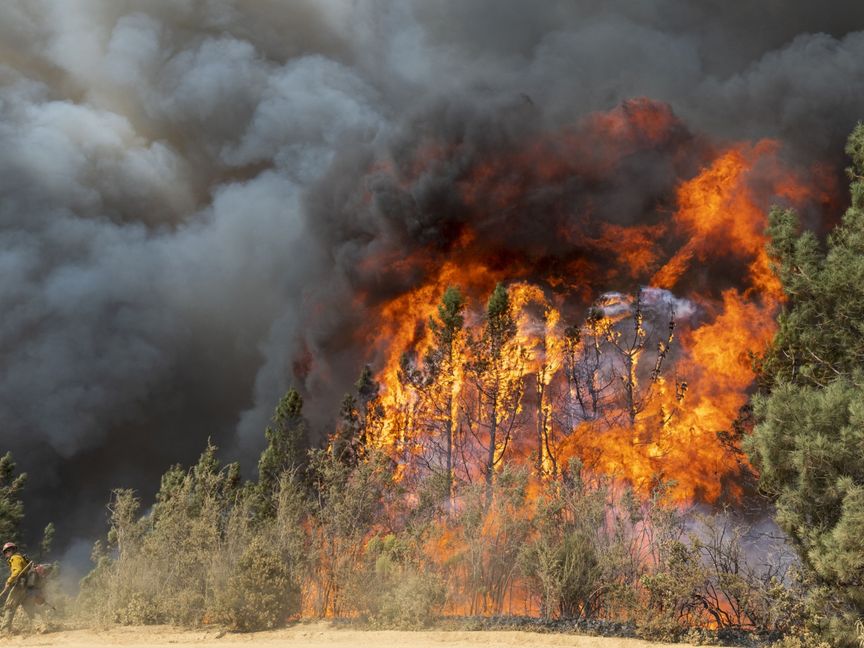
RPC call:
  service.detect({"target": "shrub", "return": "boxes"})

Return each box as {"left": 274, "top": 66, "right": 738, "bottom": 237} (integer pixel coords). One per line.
{"left": 350, "top": 535, "right": 446, "bottom": 628}
{"left": 519, "top": 463, "right": 610, "bottom": 620}
{"left": 77, "top": 445, "right": 305, "bottom": 630}
{"left": 453, "top": 468, "right": 532, "bottom": 616}
{"left": 373, "top": 570, "right": 446, "bottom": 627}
{"left": 209, "top": 536, "right": 299, "bottom": 630}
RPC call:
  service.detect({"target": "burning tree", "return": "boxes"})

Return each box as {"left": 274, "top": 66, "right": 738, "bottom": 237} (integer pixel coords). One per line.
{"left": 378, "top": 274, "right": 759, "bottom": 507}
{"left": 332, "top": 366, "right": 384, "bottom": 466}
{"left": 561, "top": 290, "right": 677, "bottom": 432}
{"left": 462, "top": 283, "right": 529, "bottom": 500}
{"left": 528, "top": 295, "right": 564, "bottom": 478}
{"left": 400, "top": 286, "right": 466, "bottom": 504}
{"left": 357, "top": 99, "right": 823, "bottom": 506}
{"left": 562, "top": 316, "right": 611, "bottom": 425}
{"left": 75, "top": 101, "right": 844, "bottom": 642}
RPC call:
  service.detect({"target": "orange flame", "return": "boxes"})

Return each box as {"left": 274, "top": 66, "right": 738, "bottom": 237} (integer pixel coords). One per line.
{"left": 348, "top": 99, "right": 825, "bottom": 505}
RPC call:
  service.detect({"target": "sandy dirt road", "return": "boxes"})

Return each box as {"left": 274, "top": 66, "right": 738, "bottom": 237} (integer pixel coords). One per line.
{"left": 0, "top": 622, "right": 708, "bottom": 648}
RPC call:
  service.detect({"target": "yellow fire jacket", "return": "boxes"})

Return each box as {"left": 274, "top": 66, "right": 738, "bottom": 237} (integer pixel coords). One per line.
{"left": 6, "top": 552, "right": 27, "bottom": 588}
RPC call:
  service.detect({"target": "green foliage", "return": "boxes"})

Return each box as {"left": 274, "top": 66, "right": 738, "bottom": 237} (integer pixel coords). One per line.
{"left": 761, "top": 124, "right": 864, "bottom": 388}
{"left": 429, "top": 286, "right": 465, "bottom": 349}
{"left": 355, "top": 364, "right": 380, "bottom": 406}
{"left": 332, "top": 367, "right": 383, "bottom": 467}
{"left": 40, "top": 522, "right": 55, "bottom": 558}
{"left": 755, "top": 380, "right": 864, "bottom": 639}
{"left": 484, "top": 282, "right": 516, "bottom": 358}
{"left": 350, "top": 533, "right": 445, "bottom": 627}
{"left": 210, "top": 533, "right": 301, "bottom": 630}
{"left": 257, "top": 388, "right": 307, "bottom": 519}
{"left": 424, "top": 286, "right": 466, "bottom": 388}
{"left": 78, "top": 441, "right": 304, "bottom": 630}
{"left": 332, "top": 393, "right": 360, "bottom": 466}
{"left": 747, "top": 124, "right": 864, "bottom": 646}
{"left": 519, "top": 462, "right": 610, "bottom": 620}
{"left": 372, "top": 571, "right": 446, "bottom": 627}
{"left": 77, "top": 429, "right": 799, "bottom": 636}
{"left": 307, "top": 448, "right": 393, "bottom": 616}
{"left": 0, "top": 452, "right": 26, "bottom": 542}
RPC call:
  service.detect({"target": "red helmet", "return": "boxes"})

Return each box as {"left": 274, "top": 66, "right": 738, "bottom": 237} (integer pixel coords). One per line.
{"left": 2, "top": 542, "right": 16, "bottom": 553}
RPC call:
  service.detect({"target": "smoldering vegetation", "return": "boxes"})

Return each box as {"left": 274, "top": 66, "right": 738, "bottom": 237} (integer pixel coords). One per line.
{"left": 1, "top": 1, "right": 863, "bottom": 545}
{"left": 58, "top": 277, "right": 800, "bottom": 642}
{"left": 72, "top": 429, "right": 801, "bottom": 643}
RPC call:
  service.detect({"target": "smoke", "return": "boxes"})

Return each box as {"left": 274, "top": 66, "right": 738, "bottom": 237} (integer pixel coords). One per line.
{"left": 597, "top": 289, "right": 697, "bottom": 321}
{"left": 0, "top": 0, "right": 862, "bottom": 546}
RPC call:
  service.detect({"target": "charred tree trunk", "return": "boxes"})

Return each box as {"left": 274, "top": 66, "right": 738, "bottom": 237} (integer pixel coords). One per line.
{"left": 536, "top": 378, "right": 545, "bottom": 475}
{"left": 485, "top": 390, "right": 497, "bottom": 504}
{"left": 445, "top": 390, "right": 453, "bottom": 508}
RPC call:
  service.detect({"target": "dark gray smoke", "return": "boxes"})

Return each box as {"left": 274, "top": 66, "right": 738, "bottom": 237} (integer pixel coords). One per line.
{"left": 1, "top": 0, "right": 862, "bottom": 547}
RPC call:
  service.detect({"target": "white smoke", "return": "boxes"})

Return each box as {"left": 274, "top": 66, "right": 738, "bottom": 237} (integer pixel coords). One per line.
{"left": 596, "top": 288, "right": 697, "bottom": 321}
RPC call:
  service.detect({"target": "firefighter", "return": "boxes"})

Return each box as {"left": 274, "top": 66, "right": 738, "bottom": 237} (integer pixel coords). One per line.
{"left": 0, "top": 541, "right": 40, "bottom": 634}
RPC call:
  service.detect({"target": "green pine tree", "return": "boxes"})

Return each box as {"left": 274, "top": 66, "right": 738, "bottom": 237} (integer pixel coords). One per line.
{"left": 332, "top": 393, "right": 360, "bottom": 467}
{"left": 354, "top": 365, "right": 382, "bottom": 449}
{"left": 257, "top": 389, "right": 307, "bottom": 519}
{"left": 465, "top": 283, "right": 527, "bottom": 501}
{"left": 0, "top": 452, "right": 26, "bottom": 542}
{"left": 424, "top": 286, "right": 466, "bottom": 502}
{"left": 331, "top": 366, "right": 383, "bottom": 467}
{"left": 745, "top": 124, "right": 864, "bottom": 646}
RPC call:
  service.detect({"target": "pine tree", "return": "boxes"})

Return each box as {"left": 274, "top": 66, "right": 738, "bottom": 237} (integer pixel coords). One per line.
{"left": 465, "top": 283, "right": 527, "bottom": 500}
{"left": 745, "top": 124, "right": 864, "bottom": 645}
{"left": 331, "top": 367, "right": 383, "bottom": 467}
{"left": 533, "top": 304, "right": 562, "bottom": 478}
{"left": 151, "top": 440, "right": 241, "bottom": 524}
{"left": 332, "top": 393, "right": 360, "bottom": 466}
{"left": 423, "top": 286, "right": 466, "bottom": 501}
{"left": 257, "top": 388, "right": 308, "bottom": 519}
{"left": 354, "top": 365, "right": 382, "bottom": 448}
{"left": 0, "top": 452, "right": 26, "bottom": 542}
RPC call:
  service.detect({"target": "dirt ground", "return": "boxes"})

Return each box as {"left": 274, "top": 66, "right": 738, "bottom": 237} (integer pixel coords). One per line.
{"left": 0, "top": 622, "right": 712, "bottom": 647}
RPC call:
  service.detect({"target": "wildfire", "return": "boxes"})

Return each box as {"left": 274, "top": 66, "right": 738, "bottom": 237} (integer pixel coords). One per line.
{"left": 346, "top": 98, "right": 825, "bottom": 505}
{"left": 652, "top": 140, "right": 788, "bottom": 303}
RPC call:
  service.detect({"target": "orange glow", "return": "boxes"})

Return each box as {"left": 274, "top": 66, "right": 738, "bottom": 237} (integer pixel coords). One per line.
{"left": 301, "top": 98, "right": 840, "bottom": 628}
{"left": 347, "top": 99, "right": 820, "bottom": 503}
{"left": 652, "top": 142, "right": 785, "bottom": 301}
